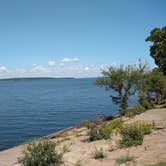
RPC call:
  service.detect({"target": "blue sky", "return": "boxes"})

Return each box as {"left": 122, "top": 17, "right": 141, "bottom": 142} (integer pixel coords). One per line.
{"left": 0, "top": 0, "right": 165, "bottom": 78}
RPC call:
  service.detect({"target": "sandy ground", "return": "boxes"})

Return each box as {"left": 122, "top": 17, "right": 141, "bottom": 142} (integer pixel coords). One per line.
{"left": 0, "top": 108, "right": 166, "bottom": 166}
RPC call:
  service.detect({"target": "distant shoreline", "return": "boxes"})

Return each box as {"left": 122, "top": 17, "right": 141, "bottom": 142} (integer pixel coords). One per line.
{"left": 0, "top": 77, "right": 75, "bottom": 81}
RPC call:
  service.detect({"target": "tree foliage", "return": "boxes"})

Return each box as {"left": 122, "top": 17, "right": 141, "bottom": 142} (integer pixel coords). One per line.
{"left": 95, "top": 65, "right": 138, "bottom": 111}
{"left": 146, "top": 26, "right": 166, "bottom": 74}
{"left": 146, "top": 69, "right": 166, "bottom": 104}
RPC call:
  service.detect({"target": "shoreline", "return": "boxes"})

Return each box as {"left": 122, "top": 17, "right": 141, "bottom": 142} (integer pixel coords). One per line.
{"left": 1, "top": 108, "right": 166, "bottom": 166}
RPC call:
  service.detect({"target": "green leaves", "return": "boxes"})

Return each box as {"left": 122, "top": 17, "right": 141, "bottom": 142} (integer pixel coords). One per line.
{"left": 95, "top": 65, "right": 142, "bottom": 111}
{"left": 19, "top": 139, "right": 62, "bottom": 166}
{"left": 146, "top": 26, "right": 166, "bottom": 74}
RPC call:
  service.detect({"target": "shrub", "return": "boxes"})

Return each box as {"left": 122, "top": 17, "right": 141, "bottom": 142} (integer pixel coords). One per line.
{"left": 138, "top": 123, "right": 152, "bottom": 135}
{"left": 19, "top": 139, "right": 62, "bottom": 166}
{"left": 116, "top": 155, "right": 135, "bottom": 165}
{"left": 120, "top": 124, "right": 144, "bottom": 147}
{"left": 92, "top": 147, "right": 105, "bottom": 160}
{"left": 98, "top": 127, "right": 111, "bottom": 139}
{"left": 121, "top": 105, "right": 146, "bottom": 118}
{"left": 79, "top": 120, "right": 96, "bottom": 129}
{"left": 133, "top": 105, "right": 146, "bottom": 114}
{"left": 89, "top": 119, "right": 123, "bottom": 141}
{"left": 141, "top": 100, "right": 152, "bottom": 109}
{"left": 120, "top": 123, "right": 152, "bottom": 147}
{"left": 103, "top": 119, "right": 123, "bottom": 133}
{"left": 124, "top": 105, "right": 146, "bottom": 118}
{"left": 89, "top": 127, "right": 110, "bottom": 141}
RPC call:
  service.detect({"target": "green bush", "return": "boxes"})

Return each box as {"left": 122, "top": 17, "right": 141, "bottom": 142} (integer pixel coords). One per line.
{"left": 89, "top": 127, "right": 110, "bottom": 141}
{"left": 120, "top": 124, "right": 144, "bottom": 147}
{"left": 92, "top": 147, "right": 105, "bottom": 160}
{"left": 120, "top": 123, "right": 152, "bottom": 147}
{"left": 79, "top": 120, "right": 96, "bottom": 129}
{"left": 103, "top": 119, "right": 123, "bottom": 133}
{"left": 89, "top": 119, "right": 123, "bottom": 141}
{"left": 141, "top": 100, "right": 152, "bottom": 109}
{"left": 138, "top": 123, "right": 152, "bottom": 135}
{"left": 133, "top": 105, "right": 146, "bottom": 114}
{"left": 19, "top": 139, "right": 62, "bottom": 166}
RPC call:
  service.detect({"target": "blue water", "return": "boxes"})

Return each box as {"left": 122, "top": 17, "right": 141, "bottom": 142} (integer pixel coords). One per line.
{"left": 0, "top": 78, "right": 119, "bottom": 151}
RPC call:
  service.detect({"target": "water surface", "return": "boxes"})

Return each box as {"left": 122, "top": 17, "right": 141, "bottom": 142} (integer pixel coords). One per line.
{"left": 0, "top": 78, "right": 118, "bottom": 151}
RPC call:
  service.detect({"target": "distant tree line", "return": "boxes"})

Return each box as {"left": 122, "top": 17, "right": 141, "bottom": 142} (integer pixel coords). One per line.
{"left": 95, "top": 26, "right": 166, "bottom": 114}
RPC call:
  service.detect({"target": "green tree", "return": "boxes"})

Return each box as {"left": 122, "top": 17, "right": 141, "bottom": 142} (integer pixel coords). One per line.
{"left": 95, "top": 65, "right": 138, "bottom": 112}
{"left": 146, "top": 69, "right": 166, "bottom": 104}
{"left": 146, "top": 26, "right": 166, "bottom": 74}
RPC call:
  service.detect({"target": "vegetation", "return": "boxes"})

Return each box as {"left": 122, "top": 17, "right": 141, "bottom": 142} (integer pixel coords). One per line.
{"left": 120, "top": 123, "right": 152, "bottom": 147}
{"left": 74, "top": 160, "right": 83, "bottom": 166}
{"left": 148, "top": 162, "right": 166, "bottom": 166}
{"left": 89, "top": 127, "right": 110, "bottom": 141}
{"left": 92, "top": 147, "right": 105, "bottom": 160}
{"left": 89, "top": 119, "right": 123, "bottom": 141}
{"left": 102, "top": 119, "right": 123, "bottom": 133}
{"left": 19, "top": 139, "right": 62, "bottom": 166}
{"left": 61, "top": 144, "right": 70, "bottom": 154}
{"left": 116, "top": 155, "right": 135, "bottom": 165}
{"left": 95, "top": 65, "right": 138, "bottom": 112}
{"left": 146, "top": 26, "right": 166, "bottom": 75}
{"left": 96, "top": 26, "right": 166, "bottom": 112}
{"left": 146, "top": 69, "right": 166, "bottom": 104}
{"left": 79, "top": 120, "right": 96, "bottom": 129}
{"left": 123, "top": 105, "right": 146, "bottom": 118}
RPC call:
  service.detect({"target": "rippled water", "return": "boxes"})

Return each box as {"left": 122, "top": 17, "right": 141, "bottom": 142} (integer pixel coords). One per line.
{"left": 0, "top": 78, "right": 119, "bottom": 151}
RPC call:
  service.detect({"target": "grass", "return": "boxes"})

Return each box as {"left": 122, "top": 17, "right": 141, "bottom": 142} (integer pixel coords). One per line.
{"left": 92, "top": 147, "right": 105, "bottom": 160}
{"left": 116, "top": 155, "right": 135, "bottom": 165}
{"left": 74, "top": 160, "right": 83, "bottom": 166}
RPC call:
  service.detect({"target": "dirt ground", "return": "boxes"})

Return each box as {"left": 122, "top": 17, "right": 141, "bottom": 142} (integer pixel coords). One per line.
{"left": 0, "top": 108, "right": 166, "bottom": 166}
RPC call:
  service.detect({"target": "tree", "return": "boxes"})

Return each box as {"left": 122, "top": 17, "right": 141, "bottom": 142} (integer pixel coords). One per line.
{"left": 146, "top": 69, "right": 166, "bottom": 104}
{"left": 146, "top": 26, "right": 166, "bottom": 74}
{"left": 95, "top": 65, "right": 138, "bottom": 112}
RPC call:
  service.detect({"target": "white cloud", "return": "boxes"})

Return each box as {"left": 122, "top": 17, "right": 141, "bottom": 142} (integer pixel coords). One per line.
{"left": 0, "top": 62, "right": 109, "bottom": 78}
{"left": 31, "top": 65, "right": 49, "bottom": 73}
{"left": 0, "top": 66, "right": 8, "bottom": 73}
{"left": 84, "top": 67, "right": 89, "bottom": 70}
{"left": 61, "top": 57, "right": 80, "bottom": 63}
{"left": 48, "top": 60, "right": 55, "bottom": 66}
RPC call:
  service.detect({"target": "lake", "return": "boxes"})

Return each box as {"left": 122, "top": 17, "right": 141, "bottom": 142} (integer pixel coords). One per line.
{"left": 0, "top": 78, "right": 119, "bottom": 151}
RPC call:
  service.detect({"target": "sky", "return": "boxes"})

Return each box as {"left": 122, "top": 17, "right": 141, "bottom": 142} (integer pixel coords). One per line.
{"left": 0, "top": 0, "right": 166, "bottom": 78}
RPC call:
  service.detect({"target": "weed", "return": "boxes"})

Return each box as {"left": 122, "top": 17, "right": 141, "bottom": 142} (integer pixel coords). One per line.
{"left": 92, "top": 147, "right": 105, "bottom": 160}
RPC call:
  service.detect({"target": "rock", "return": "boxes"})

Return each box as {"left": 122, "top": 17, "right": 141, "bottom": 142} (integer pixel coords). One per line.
{"left": 155, "top": 124, "right": 166, "bottom": 130}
